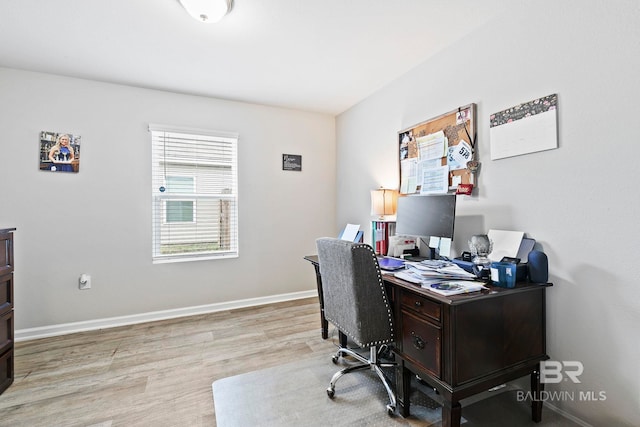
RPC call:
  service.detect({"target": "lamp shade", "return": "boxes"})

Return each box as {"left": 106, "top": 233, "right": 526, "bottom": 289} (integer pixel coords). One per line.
{"left": 370, "top": 188, "right": 398, "bottom": 217}
{"left": 178, "top": 0, "right": 233, "bottom": 23}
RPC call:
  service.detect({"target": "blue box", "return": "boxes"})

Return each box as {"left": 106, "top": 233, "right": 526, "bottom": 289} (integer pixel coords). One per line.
{"left": 451, "top": 258, "right": 475, "bottom": 273}
{"left": 490, "top": 262, "right": 517, "bottom": 288}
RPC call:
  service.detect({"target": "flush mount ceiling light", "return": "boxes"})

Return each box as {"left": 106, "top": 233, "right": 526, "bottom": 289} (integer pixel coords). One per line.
{"left": 178, "top": 0, "right": 233, "bottom": 23}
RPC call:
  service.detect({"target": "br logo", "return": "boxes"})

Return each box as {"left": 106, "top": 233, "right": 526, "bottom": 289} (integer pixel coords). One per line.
{"left": 540, "top": 361, "right": 584, "bottom": 383}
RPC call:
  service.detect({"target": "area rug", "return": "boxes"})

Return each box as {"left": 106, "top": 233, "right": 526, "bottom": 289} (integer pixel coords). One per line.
{"left": 212, "top": 353, "right": 449, "bottom": 427}
{"left": 212, "top": 353, "right": 580, "bottom": 427}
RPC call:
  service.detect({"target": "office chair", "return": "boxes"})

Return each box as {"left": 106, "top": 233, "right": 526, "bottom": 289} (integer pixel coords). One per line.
{"left": 315, "top": 237, "right": 396, "bottom": 415}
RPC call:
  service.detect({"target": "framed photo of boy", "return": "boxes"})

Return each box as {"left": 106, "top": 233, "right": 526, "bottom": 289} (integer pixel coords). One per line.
{"left": 39, "top": 131, "right": 81, "bottom": 173}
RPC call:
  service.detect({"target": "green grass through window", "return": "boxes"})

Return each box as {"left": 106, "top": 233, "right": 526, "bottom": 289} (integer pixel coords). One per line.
{"left": 160, "top": 242, "right": 219, "bottom": 254}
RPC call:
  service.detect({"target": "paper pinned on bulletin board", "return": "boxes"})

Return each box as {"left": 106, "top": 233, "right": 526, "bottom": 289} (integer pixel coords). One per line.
{"left": 398, "top": 104, "right": 477, "bottom": 195}
{"left": 489, "top": 94, "right": 558, "bottom": 160}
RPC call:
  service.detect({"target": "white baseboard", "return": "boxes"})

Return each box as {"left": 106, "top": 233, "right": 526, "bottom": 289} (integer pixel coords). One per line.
{"left": 15, "top": 290, "right": 317, "bottom": 342}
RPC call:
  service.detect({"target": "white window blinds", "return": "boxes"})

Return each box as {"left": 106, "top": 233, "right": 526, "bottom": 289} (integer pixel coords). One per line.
{"left": 150, "top": 124, "right": 239, "bottom": 263}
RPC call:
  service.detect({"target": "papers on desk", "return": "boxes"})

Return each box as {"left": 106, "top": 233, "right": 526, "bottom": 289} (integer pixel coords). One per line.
{"left": 394, "top": 260, "right": 485, "bottom": 296}
{"left": 340, "top": 223, "right": 360, "bottom": 242}
{"left": 487, "top": 229, "right": 524, "bottom": 262}
{"left": 426, "top": 281, "right": 486, "bottom": 296}
{"left": 428, "top": 236, "right": 452, "bottom": 258}
{"left": 406, "top": 260, "right": 477, "bottom": 279}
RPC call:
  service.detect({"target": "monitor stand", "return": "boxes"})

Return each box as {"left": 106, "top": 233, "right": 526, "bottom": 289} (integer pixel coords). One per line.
{"left": 403, "top": 246, "right": 437, "bottom": 262}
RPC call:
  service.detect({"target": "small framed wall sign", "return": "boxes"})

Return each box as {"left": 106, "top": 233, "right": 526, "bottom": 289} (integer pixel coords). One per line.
{"left": 39, "top": 130, "right": 81, "bottom": 173}
{"left": 282, "top": 154, "right": 302, "bottom": 171}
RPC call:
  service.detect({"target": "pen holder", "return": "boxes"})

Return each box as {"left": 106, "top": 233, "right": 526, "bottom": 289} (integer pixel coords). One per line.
{"left": 490, "top": 262, "right": 517, "bottom": 288}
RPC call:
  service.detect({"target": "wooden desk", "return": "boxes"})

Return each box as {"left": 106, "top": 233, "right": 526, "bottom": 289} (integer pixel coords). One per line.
{"left": 305, "top": 255, "right": 551, "bottom": 427}
{"left": 303, "top": 255, "right": 327, "bottom": 337}
{"left": 387, "top": 274, "right": 550, "bottom": 427}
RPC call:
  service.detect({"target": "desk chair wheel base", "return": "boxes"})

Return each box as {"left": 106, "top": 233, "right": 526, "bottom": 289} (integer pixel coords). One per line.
{"left": 326, "top": 346, "right": 397, "bottom": 416}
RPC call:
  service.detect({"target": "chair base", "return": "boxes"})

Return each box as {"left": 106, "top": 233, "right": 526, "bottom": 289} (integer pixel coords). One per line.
{"left": 326, "top": 345, "right": 397, "bottom": 415}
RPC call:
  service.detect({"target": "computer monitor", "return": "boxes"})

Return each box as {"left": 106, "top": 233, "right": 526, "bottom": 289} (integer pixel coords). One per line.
{"left": 395, "top": 194, "right": 457, "bottom": 240}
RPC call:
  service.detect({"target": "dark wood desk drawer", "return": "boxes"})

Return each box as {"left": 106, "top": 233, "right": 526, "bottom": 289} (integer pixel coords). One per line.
{"left": 0, "top": 273, "right": 13, "bottom": 316}
{"left": 0, "top": 232, "right": 13, "bottom": 277}
{"left": 401, "top": 309, "right": 441, "bottom": 378}
{"left": 0, "top": 347, "right": 14, "bottom": 395}
{"left": 0, "top": 310, "right": 13, "bottom": 356}
{"left": 400, "top": 290, "right": 441, "bottom": 322}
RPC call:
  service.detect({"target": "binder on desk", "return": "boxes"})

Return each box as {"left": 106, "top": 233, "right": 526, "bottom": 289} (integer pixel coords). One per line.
{"left": 372, "top": 221, "right": 396, "bottom": 255}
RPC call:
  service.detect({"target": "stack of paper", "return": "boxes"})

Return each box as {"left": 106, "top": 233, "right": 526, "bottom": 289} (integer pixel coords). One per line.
{"left": 405, "top": 261, "right": 477, "bottom": 280}
{"left": 424, "top": 281, "right": 486, "bottom": 296}
{"left": 394, "top": 260, "right": 486, "bottom": 296}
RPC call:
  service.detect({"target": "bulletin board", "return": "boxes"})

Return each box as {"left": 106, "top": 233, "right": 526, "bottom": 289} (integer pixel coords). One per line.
{"left": 398, "top": 103, "right": 477, "bottom": 195}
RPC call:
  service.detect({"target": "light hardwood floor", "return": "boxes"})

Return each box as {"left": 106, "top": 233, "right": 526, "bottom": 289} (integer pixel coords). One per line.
{"left": 0, "top": 297, "right": 338, "bottom": 427}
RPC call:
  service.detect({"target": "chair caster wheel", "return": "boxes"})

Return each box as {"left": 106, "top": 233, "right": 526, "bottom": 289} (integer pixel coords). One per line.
{"left": 327, "top": 387, "right": 335, "bottom": 398}
{"left": 331, "top": 355, "right": 339, "bottom": 364}
{"left": 386, "top": 404, "right": 395, "bottom": 415}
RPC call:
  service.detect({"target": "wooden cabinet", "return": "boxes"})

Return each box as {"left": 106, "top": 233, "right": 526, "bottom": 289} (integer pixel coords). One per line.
{"left": 389, "top": 276, "right": 551, "bottom": 427}
{"left": 0, "top": 228, "right": 15, "bottom": 395}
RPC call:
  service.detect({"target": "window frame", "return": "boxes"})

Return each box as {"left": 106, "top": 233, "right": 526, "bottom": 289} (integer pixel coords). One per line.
{"left": 150, "top": 124, "right": 239, "bottom": 264}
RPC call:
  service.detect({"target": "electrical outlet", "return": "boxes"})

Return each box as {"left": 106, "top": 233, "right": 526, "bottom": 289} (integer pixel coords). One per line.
{"left": 79, "top": 274, "right": 91, "bottom": 290}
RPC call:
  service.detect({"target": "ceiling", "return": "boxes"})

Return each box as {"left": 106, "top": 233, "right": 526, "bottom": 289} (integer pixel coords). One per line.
{"left": 0, "top": 0, "right": 512, "bottom": 115}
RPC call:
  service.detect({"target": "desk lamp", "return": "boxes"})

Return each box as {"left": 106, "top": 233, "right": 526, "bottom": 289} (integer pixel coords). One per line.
{"left": 370, "top": 188, "right": 398, "bottom": 220}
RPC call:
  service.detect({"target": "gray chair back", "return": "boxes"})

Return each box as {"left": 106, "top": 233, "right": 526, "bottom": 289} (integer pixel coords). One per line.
{"left": 316, "top": 238, "right": 394, "bottom": 348}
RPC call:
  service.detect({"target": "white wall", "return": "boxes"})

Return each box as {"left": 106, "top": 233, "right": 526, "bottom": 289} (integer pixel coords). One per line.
{"left": 0, "top": 68, "right": 336, "bottom": 331}
{"left": 336, "top": 0, "right": 639, "bottom": 425}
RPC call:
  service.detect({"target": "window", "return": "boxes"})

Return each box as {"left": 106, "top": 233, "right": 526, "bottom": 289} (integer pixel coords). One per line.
{"left": 166, "top": 200, "right": 194, "bottom": 223}
{"left": 165, "top": 176, "right": 195, "bottom": 223}
{"left": 150, "top": 125, "right": 238, "bottom": 263}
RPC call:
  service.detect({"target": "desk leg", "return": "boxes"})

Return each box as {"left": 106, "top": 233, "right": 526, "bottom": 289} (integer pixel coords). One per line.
{"left": 338, "top": 331, "right": 348, "bottom": 348}
{"left": 396, "top": 359, "right": 411, "bottom": 417}
{"left": 531, "top": 364, "right": 544, "bottom": 422}
{"left": 321, "top": 317, "right": 329, "bottom": 340}
{"left": 442, "top": 400, "right": 462, "bottom": 427}
{"left": 311, "top": 264, "right": 329, "bottom": 339}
